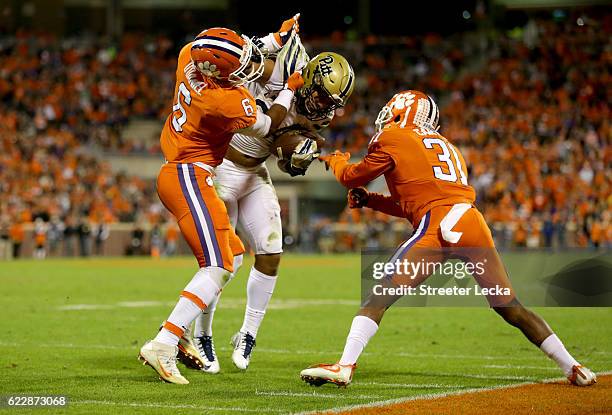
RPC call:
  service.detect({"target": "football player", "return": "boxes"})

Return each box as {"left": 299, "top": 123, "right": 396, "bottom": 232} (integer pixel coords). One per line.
{"left": 300, "top": 90, "right": 597, "bottom": 387}
{"left": 138, "top": 17, "right": 304, "bottom": 385}
{"left": 177, "top": 34, "right": 355, "bottom": 373}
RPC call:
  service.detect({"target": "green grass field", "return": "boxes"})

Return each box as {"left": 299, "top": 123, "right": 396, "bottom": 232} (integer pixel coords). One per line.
{"left": 0, "top": 254, "right": 610, "bottom": 414}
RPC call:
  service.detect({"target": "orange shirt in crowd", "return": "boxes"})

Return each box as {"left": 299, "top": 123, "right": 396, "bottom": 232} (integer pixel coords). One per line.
{"left": 9, "top": 223, "right": 24, "bottom": 242}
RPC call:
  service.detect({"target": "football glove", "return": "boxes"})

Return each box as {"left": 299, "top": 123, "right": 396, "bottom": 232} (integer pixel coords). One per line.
{"left": 282, "top": 137, "right": 319, "bottom": 176}
{"left": 275, "top": 13, "right": 300, "bottom": 46}
{"left": 286, "top": 71, "right": 304, "bottom": 92}
{"left": 319, "top": 150, "right": 350, "bottom": 170}
{"left": 348, "top": 187, "right": 369, "bottom": 208}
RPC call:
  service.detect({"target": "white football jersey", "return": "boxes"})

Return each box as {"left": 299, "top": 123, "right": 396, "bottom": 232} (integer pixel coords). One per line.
{"left": 229, "top": 34, "right": 333, "bottom": 159}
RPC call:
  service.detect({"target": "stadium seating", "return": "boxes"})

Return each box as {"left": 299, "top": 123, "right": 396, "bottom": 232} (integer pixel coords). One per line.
{"left": 0, "top": 14, "right": 609, "bottom": 257}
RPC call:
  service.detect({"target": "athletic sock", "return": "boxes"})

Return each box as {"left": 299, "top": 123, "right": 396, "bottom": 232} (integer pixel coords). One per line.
{"left": 195, "top": 256, "right": 242, "bottom": 338}
{"left": 154, "top": 267, "right": 223, "bottom": 346}
{"left": 539, "top": 333, "right": 579, "bottom": 376}
{"left": 154, "top": 297, "right": 202, "bottom": 346}
{"left": 154, "top": 328, "right": 180, "bottom": 346}
{"left": 239, "top": 267, "right": 277, "bottom": 337}
{"left": 195, "top": 295, "right": 218, "bottom": 337}
{"left": 339, "top": 316, "right": 379, "bottom": 365}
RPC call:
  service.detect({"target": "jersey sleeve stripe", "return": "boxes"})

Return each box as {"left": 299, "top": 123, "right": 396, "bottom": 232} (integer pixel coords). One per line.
{"left": 282, "top": 35, "right": 299, "bottom": 81}
{"left": 288, "top": 41, "right": 300, "bottom": 77}
{"left": 256, "top": 98, "right": 269, "bottom": 113}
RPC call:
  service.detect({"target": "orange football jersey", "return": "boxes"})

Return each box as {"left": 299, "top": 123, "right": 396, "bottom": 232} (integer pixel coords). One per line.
{"left": 160, "top": 43, "right": 258, "bottom": 166}
{"left": 330, "top": 127, "right": 476, "bottom": 226}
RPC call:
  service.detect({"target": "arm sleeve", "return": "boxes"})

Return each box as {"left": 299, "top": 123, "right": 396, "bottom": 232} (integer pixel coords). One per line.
{"left": 329, "top": 149, "right": 395, "bottom": 188}
{"left": 234, "top": 111, "right": 271, "bottom": 138}
{"left": 252, "top": 34, "right": 282, "bottom": 55}
{"left": 367, "top": 193, "right": 405, "bottom": 218}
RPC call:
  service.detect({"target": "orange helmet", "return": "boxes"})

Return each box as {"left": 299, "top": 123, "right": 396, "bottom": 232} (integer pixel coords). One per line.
{"left": 374, "top": 90, "right": 440, "bottom": 132}
{"left": 190, "top": 27, "right": 264, "bottom": 86}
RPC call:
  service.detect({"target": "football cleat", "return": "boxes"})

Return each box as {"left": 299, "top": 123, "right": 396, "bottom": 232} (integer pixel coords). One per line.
{"left": 177, "top": 334, "right": 204, "bottom": 371}
{"left": 568, "top": 365, "right": 597, "bottom": 386}
{"left": 182, "top": 335, "right": 220, "bottom": 374}
{"left": 231, "top": 331, "right": 256, "bottom": 370}
{"left": 138, "top": 340, "right": 189, "bottom": 384}
{"left": 300, "top": 363, "right": 356, "bottom": 387}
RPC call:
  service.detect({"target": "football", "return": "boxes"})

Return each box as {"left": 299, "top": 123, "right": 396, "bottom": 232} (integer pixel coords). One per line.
{"left": 270, "top": 125, "right": 326, "bottom": 161}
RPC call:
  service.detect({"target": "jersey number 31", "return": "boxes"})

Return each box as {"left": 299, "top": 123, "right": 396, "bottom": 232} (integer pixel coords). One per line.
{"left": 423, "top": 138, "right": 468, "bottom": 185}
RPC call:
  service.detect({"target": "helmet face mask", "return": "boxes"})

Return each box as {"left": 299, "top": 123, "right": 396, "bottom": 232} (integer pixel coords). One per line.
{"left": 297, "top": 74, "right": 342, "bottom": 120}
{"left": 296, "top": 52, "right": 354, "bottom": 121}
{"left": 374, "top": 105, "right": 394, "bottom": 133}
{"left": 228, "top": 35, "right": 265, "bottom": 86}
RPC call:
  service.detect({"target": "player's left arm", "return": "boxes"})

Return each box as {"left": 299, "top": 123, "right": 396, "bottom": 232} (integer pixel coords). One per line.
{"left": 251, "top": 13, "right": 300, "bottom": 56}
{"left": 350, "top": 189, "right": 405, "bottom": 218}
{"left": 322, "top": 149, "right": 394, "bottom": 188}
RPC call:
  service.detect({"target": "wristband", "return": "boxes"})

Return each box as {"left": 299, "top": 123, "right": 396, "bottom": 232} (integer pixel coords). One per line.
{"left": 257, "top": 33, "right": 282, "bottom": 54}
{"left": 273, "top": 89, "right": 294, "bottom": 111}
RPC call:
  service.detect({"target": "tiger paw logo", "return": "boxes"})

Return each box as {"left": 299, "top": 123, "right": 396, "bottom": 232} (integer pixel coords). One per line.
{"left": 197, "top": 61, "right": 221, "bottom": 78}
{"left": 391, "top": 92, "right": 415, "bottom": 110}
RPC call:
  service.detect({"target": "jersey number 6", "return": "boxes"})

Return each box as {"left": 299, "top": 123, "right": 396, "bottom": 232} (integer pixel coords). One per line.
{"left": 423, "top": 137, "right": 468, "bottom": 185}
{"left": 172, "top": 82, "right": 192, "bottom": 133}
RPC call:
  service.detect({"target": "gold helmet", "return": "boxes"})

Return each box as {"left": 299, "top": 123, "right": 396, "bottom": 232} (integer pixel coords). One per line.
{"left": 295, "top": 52, "right": 354, "bottom": 120}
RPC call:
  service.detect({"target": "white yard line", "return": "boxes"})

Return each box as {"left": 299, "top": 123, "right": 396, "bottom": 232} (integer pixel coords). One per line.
{"left": 73, "top": 400, "right": 283, "bottom": 412}
{"left": 255, "top": 390, "right": 381, "bottom": 400}
{"left": 484, "top": 364, "right": 559, "bottom": 371}
{"left": 56, "top": 298, "right": 359, "bottom": 311}
{"left": 357, "top": 382, "right": 470, "bottom": 389}
{"left": 292, "top": 371, "right": 612, "bottom": 415}
{"left": 424, "top": 372, "right": 536, "bottom": 381}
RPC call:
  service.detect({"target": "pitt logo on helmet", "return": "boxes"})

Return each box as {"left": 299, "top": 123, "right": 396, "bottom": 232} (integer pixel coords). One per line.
{"left": 296, "top": 52, "right": 354, "bottom": 120}
{"left": 318, "top": 55, "right": 335, "bottom": 76}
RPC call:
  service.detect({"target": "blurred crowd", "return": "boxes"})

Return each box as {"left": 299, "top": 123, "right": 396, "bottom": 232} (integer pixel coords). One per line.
{"left": 0, "top": 13, "right": 610, "bottom": 258}
{"left": 313, "top": 14, "right": 611, "bottom": 251}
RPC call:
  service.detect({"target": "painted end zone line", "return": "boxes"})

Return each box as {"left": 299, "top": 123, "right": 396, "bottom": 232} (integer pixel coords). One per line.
{"left": 292, "top": 371, "right": 612, "bottom": 415}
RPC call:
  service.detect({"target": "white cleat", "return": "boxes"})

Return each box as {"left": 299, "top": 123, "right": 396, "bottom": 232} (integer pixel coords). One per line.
{"left": 300, "top": 363, "right": 356, "bottom": 387}
{"left": 178, "top": 334, "right": 220, "bottom": 374}
{"left": 568, "top": 365, "right": 597, "bottom": 386}
{"left": 138, "top": 340, "right": 189, "bottom": 385}
{"left": 231, "top": 331, "right": 256, "bottom": 370}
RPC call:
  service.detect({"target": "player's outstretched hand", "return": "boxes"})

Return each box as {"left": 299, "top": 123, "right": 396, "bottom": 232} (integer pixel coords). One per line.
{"left": 348, "top": 187, "right": 369, "bottom": 209}
{"left": 275, "top": 13, "right": 300, "bottom": 46}
{"left": 319, "top": 150, "right": 350, "bottom": 170}
{"left": 286, "top": 72, "right": 304, "bottom": 92}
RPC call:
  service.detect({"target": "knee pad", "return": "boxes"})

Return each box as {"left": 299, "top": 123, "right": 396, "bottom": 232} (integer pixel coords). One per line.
{"left": 183, "top": 267, "right": 231, "bottom": 308}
